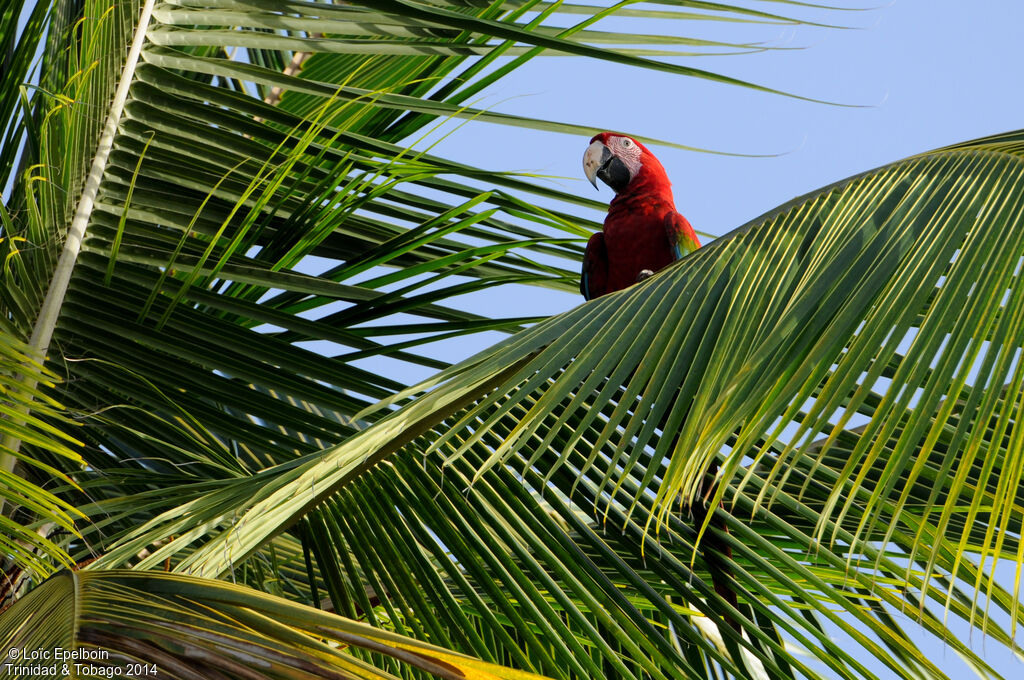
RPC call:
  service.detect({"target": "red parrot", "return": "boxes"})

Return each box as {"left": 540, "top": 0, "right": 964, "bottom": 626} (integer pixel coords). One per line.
{"left": 580, "top": 132, "right": 700, "bottom": 300}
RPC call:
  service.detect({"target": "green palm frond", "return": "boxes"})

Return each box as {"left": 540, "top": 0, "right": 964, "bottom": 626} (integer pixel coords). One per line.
{"left": 0, "top": 569, "right": 553, "bottom": 680}
{"left": 0, "top": 0, "right": 51, "bottom": 193}
{"left": 0, "top": 326, "right": 82, "bottom": 577}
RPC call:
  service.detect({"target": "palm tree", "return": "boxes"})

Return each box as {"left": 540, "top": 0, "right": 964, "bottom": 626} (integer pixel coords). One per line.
{"left": 1, "top": 1, "right": 1022, "bottom": 678}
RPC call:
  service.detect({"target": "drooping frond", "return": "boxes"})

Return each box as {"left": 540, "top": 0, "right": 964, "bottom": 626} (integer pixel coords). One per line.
{"left": 0, "top": 569, "right": 553, "bottom": 680}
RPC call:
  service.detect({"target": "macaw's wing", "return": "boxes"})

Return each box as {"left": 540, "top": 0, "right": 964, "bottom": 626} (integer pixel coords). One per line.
{"left": 580, "top": 231, "right": 608, "bottom": 301}
{"left": 665, "top": 211, "right": 701, "bottom": 261}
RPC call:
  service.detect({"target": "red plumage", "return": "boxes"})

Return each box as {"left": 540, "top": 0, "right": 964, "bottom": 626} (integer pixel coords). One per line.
{"left": 580, "top": 132, "right": 700, "bottom": 300}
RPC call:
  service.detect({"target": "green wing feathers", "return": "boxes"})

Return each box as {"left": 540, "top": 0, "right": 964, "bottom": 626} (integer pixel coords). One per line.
{"left": 666, "top": 211, "right": 701, "bottom": 260}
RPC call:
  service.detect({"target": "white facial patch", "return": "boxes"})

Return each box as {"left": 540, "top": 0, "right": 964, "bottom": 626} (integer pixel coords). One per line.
{"left": 609, "top": 135, "right": 643, "bottom": 181}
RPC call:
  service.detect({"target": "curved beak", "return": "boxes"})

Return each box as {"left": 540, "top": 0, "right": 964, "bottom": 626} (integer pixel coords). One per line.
{"left": 583, "top": 140, "right": 612, "bottom": 191}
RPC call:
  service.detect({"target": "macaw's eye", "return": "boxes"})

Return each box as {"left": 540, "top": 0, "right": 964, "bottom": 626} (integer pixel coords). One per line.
{"left": 621, "top": 138, "right": 633, "bottom": 148}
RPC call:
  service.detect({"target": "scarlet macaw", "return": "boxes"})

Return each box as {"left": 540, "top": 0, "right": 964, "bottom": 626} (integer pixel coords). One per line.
{"left": 580, "top": 132, "right": 700, "bottom": 300}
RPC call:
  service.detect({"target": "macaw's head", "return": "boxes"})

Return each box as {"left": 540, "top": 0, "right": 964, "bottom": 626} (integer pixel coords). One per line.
{"left": 582, "top": 132, "right": 669, "bottom": 195}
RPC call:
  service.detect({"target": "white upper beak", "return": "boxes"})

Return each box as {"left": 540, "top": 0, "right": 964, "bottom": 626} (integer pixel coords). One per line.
{"left": 583, "top": 140, "right": 608, "bottom": 190}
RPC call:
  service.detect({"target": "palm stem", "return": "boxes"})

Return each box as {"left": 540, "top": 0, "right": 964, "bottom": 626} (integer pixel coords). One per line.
{"left": 0, "top": 0, "right": 156, "bottom": 477}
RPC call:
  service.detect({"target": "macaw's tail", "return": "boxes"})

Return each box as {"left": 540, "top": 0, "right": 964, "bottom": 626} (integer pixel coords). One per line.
{"left": 691, "top": 463, "right": 740, "bottom": 633}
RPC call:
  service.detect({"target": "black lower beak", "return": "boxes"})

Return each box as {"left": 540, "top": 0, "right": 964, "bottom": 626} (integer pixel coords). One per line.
{"left": 597, "top": 155, "right": 631, "bottom": 194}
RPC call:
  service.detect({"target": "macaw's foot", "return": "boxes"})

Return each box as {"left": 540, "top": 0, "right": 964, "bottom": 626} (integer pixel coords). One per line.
{"left": 636, "top": 269, "right": 654, "bottom": 282}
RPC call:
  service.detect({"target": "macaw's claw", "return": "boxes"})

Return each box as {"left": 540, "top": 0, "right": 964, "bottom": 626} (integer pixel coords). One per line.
{"left": 636, "top": 269, "right": 654, "bottom": 282}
